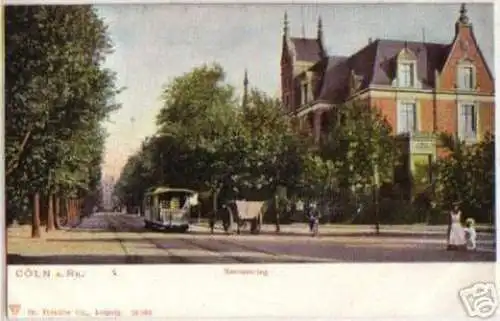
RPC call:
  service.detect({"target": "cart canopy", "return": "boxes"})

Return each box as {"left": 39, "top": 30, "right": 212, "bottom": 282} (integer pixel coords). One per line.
{"left": 227, "top": 200, "right": 265, "bottom": 220}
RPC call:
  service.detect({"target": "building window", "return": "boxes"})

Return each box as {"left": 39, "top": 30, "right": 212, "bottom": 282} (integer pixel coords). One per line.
{"left": 458, "top": 65, "right": 474, "bottom": 90}
{"left": 398, "top": 102, "right": 417, "bottom": 134}
{"left": 398, "top": 63, "right": 415, "bottom": 87}
{"left": 458, "top": 103, "right": 477, "bottom": 140}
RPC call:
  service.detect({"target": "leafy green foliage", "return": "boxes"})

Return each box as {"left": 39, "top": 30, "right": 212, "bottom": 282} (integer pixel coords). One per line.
{"left": 116, "top": 65, "right": 493, "bottom": 227}
{"left": 435, "top": 132, "right": 494, "bottom": 222}
{"left": 320, "top": 101, "right": 399, "bottom": 191}
{"left": 114, "top": 64, "right": 312, "bottom": 212}
{"left": 5, "top": 5, "right": 120, "bottom": 224}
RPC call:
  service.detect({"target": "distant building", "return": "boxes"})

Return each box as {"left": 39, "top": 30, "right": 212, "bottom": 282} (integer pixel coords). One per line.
{"left": 280, "top": 4, "right": 494, "bottom": 184}
{"left": 101, "top": 175, "right": 115, "bottom": 210}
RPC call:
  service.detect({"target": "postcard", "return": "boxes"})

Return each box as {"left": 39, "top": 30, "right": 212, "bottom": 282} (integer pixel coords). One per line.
{"left": 4, "top": 1, "right": 498, "bottom": 320}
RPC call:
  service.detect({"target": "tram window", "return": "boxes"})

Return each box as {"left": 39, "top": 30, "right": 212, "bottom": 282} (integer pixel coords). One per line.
{"left": 157, "top": 193, "right": 188, "bottom": 208}
{"left": 159, "top": 200, "right": 168, "bottom": 209}
{"left": 170, "top": 198, "right": 179, "bottom": 209}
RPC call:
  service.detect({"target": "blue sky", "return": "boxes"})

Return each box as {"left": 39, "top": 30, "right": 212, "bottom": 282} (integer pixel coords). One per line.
{"left": 96, "top": 3, "right": 495, "bottom": 179}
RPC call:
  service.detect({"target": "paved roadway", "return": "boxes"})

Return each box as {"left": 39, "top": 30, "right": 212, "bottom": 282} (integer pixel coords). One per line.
{"left": 8, "top": 213, "right": 496, "bottom": 264}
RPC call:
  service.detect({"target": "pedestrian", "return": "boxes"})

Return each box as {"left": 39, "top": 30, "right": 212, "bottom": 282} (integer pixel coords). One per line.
{"left": 306, "top": 203, "right": 314, "bottom": 232}
{"left": 310, "top": 203, "right": 320, "bottom": 237}
{"left": 209, "top": 211, "right": 215, "bottom": 234}
{"left": 447, "top": 202, "right": 466, "bottom": 251}
{"left": 464, "top": 218, "right": 477, "bottom": 251}
{"left": 308, "top": 202, "right": 319, "bottom": 233}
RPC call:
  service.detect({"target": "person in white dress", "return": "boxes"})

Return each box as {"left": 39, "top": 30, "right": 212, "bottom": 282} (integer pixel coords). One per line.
{"left": 447, "top": 204, "right": 466, "bottom": 250}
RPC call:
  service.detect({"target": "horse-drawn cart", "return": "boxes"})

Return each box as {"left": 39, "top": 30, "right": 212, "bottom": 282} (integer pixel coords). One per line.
{"left": 220, "top": 200, "right": 265, "bottom": 234}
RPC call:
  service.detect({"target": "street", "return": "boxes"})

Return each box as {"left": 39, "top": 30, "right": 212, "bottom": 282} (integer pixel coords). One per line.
{"left": 7, "top": 213, "right": 495, "bottom": 264}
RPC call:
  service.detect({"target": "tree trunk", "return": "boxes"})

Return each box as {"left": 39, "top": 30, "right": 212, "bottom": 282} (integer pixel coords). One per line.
{"left": 70, "top": 199, "right": 75, "bottom": 226}
{"left": 212, "top": 188, "right": 219, "bottom": 216}
{"left": 54, "top": 196, "right": 61, "bottom": 229}
{"left": 67, "top": 199, "right": 72, "bottom": 226}
{"left": 6, "top": 129, "right": 32, "bottom": 176}
{"left": 39, "top": 194, "right": 48, "bottom": 226}
{"left": 275, "top": 197, "right": 281, "bottom": 233}
{"left": 372, "top": 163, "right": 380, "bottom": 235}
{"left": 212, "top": 186, "right": 224, "bottom": 232}
{"left": 76, "top": 198, "right": 81, "bottom": 223}
{"left": 63, "top": 198, "right": 69, "bottom": 226}
{"left": 31, "top": 193, "right": 41, "bottom": 238}
{"left": 46, "top": 193, "right": 55, "bottom": 232}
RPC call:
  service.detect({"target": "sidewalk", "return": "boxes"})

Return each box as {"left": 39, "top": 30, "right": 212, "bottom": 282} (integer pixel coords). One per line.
{"left": 7, "top": 215, "right": 170, "bottom": 264}
{"left": 193, "top": 222, "right": 495, "bottom": 237}
{"left": 7, "top": 224, "right": 125, "bottom": 257}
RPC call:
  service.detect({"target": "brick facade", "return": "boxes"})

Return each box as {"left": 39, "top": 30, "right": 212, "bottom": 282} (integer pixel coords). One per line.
{"left": 280, "top": 4, "right": 494, "bottom": 155}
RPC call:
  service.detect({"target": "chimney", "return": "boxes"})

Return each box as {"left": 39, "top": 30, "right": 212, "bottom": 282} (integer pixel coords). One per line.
{"left": 368, "top": 37, "right": 373, "bottom": 44}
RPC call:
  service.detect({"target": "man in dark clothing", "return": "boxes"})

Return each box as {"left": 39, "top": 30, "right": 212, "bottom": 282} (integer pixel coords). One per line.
{"left": 209, "top": 211, "right": 216, "bottom": 234}
{"left": 307, "top": 202, "right": 319, "bottom": 232}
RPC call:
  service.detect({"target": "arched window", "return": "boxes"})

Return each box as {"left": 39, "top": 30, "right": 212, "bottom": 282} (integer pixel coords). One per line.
{"left": 393, "top": 45, "right": 420, "bottom": 88}
{"left": 456, "top": 59, "right": 476, "bottom": 91}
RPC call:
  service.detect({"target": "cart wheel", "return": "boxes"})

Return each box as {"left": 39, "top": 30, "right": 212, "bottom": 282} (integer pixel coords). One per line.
{"left": 255, "top": 221, "right": 261, "bottom": 234}
{"left": 251, "top": 219, "right": 261, "bottom": 234}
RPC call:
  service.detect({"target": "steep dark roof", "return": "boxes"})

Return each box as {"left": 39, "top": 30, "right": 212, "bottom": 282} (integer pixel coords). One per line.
{"left": 312, "top": 56, "right": 348, "bottom": 98}
{"left": 317, "top": 39, "right": 451, "bottom": 102}
{"left": 317, "top": 56, "right": 350, "bottom": 102}
{"left": 371, "top": 39, "right": 450, "bottom": 88}
{"left": 290, "top": 37, "right": 323, "bottom": 62}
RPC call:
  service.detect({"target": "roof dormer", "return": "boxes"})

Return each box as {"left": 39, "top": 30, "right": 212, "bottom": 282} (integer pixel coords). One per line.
{"left": 391, "top": 43, "right": 422, "bottom": 89}
{"left": 349, "top": 70, "right": 363, "bottom": 96}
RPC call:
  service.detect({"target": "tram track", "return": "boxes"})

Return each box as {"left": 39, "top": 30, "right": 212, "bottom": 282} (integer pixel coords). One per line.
{"left": 102, "top": 214, "right": 313, "bottom": 263}
{"left": 104, "top": 215, "right": 189, "bottom": 263}
{"left": 177, "top": 237, "right": 277, "bottom": 264}
{"left": 104, "top": 215, "right": 253, "bottom": 264}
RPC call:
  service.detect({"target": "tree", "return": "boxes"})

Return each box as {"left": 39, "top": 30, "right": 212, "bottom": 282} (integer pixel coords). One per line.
{"left": 320, "top": 101, "right": 399, "bottom": 230}
{"left": 321, "top": 101, "right": 398, "bottom": 190}
{"left": 238, "top": 89, "right": 312, "bottom": 230}
{"left": 435, "top": 132, "right": 494, "bottom": 223}
{"left": 5, "top": 6, "right": 120, "bottom": 235}
{"left": 115, "top": 64, "right": 313, "bottom": 229}
{"left": 155, "top": 63, "right": 239, "bottom": 212}
{"left": 114, "top": 138, "right": 160, "bottom": 210}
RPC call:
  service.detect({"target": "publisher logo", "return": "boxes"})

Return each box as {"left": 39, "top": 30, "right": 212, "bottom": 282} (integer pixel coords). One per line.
{"left": 459, "top": 282, "right": 498, "bottom": 319}
{"left": 9, "top": 304, "right": 21, "bottom": 316}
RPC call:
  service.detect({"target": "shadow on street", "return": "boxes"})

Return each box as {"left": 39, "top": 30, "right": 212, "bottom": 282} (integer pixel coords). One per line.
{"left": 6, "top": 254, "right": 312, "bottom": 264}
{"left": 67, "top": 226, "right": 495, "bottom": 240}
{"left": 7, "top": 251, "right": 494, "bottom": 264}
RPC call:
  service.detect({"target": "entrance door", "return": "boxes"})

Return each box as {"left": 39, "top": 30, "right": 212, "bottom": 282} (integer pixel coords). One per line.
{"left": 412, "top": 154, "right": 433, "bottom": 185}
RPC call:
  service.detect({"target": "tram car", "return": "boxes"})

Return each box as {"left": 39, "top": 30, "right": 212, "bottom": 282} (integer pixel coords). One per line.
{"left": 143, "top": 187, "right": 199, "bottom": 232}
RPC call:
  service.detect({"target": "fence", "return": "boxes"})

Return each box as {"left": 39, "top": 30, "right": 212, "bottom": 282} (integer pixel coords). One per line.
{"left": 261, "top": 186, "right": 451, "bottom": 225}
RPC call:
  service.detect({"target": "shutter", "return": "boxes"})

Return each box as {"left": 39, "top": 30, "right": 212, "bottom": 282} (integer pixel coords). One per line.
{"left": 471, "top": 105, "right": 477, "bottom": 133}
{"left": 458, "top": 104, "right": 465, "bottom": 139}
{"left": 397, "top": 103, "right": 405, "bottom": 133}
{"left": 411, "top": 103, "right": 417, "bottom": 132}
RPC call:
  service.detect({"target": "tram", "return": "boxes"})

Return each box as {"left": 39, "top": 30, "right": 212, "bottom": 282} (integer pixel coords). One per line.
{"left": 143, "top": 187, "right": 199, "bottom": 232}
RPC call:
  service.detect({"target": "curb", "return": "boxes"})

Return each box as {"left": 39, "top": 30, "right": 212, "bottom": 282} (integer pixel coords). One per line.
{"left": 191, "top": 224, "right": 495, "bottom": 238}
